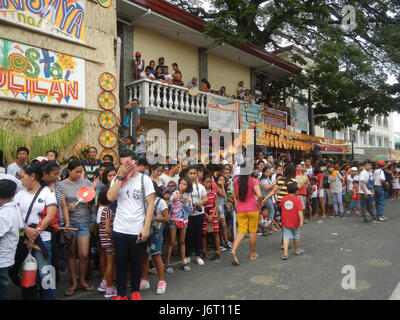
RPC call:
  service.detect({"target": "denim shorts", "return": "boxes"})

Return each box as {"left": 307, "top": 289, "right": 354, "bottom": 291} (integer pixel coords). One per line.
{"left": 146, "top": 230, "right": 163, "bottom": 256}
{"left": 349, "top": 200, "right": 361, "bottom": 210}
{"left": 282, "top": 226, "right": 300, "bottom": 240}
{"left": 69, "top": 222, "right": 90, "bottom": 237}
{"left": 168, "top": 220, "right": 187, "bottom": 229}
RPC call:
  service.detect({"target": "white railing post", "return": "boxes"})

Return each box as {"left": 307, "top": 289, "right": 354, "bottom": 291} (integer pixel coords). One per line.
{"left": 162, "top": 83, "right": 168, "bottom": 109}
{"left": 156, "top": 84, "right": 161, "bottom": 108}
{"left": 149, "top": 82, "right": 155, "bottom": 108}
{"left": 141, "top": 80, "right": 149, "bottom": 111}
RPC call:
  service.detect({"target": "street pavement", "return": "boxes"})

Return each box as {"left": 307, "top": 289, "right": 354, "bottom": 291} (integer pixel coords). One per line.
{"left": 8, "top": 199, "right": 400, "bottom": 300}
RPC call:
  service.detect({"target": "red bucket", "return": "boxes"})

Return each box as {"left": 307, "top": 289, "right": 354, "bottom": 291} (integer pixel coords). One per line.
{"left": 21, "top": 253, "right": 37, "bottom": 288}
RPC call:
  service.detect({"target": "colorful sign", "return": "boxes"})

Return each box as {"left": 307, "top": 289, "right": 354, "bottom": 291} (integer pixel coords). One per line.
{"left": 0, "top": 0, "right": 85, "bottom": 43}
{"left": 262, "top": 106, "right": 287, "bottom": 129}
{"left": 0, "top": 39, "right": 85, "bottom": 108}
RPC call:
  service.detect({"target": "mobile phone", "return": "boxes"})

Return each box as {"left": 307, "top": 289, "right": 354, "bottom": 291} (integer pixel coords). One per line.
{"left": 135, "top": 236, "right": 142, "bottom": 244}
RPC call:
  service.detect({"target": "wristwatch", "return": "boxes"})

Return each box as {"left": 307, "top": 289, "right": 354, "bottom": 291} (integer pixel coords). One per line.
{"left": 117, "top": 176, "right": 124, "bottom": 181}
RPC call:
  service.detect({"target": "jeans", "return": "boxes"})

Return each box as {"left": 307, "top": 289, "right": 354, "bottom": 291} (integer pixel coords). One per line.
{"left": 185, "top": 214, "right": 204, "bottom": 258}
{"left": 21, "top": 240, "right": 56, "bottom": 300}
{"left": 332, "top": 193, "right": 344, "bottom": 215}
{"left": 374, "top": 186, "right": 386, "bottom": 218}
{"left": 0, "top": 267, "right": 9, "bottom": 300}
{"left": 113, "top": 231, "right": 145, "bottom": 297}
{"left": 266, "top": 199, "right": 275, "bottom": 220}
{"left": 360, "top": 194, "right": 376, "bottom": 221}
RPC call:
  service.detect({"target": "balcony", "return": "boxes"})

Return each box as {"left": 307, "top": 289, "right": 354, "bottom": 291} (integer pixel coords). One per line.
{"left": 126, "top": 79, "right": 208, "bottom": 125}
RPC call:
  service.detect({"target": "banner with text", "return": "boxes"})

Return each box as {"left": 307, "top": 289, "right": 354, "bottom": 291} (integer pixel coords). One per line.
{"left": 207, "top": 94, "right": 240, "bottom": 132}
{"left": 263, "top": 106, "right": 287, "bottom": 129}
{"left": 0, "top": 0, "right": 85, "bottom": 43}
{"left": 0, "top": 39, "right": 85, "bottom": 108}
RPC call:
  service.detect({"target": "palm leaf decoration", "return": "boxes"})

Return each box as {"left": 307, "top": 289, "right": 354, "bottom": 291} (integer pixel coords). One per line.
{"left": 0, "top": 39, "right": 12, "bottom": 72}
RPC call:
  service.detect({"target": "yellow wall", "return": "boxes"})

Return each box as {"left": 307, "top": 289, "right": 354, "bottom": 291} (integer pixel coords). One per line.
{"left": 207, "top": 53, "right": 251, "bottom": 96}
{"left": 133, "top": 26, "right": 199, "bottom": 85}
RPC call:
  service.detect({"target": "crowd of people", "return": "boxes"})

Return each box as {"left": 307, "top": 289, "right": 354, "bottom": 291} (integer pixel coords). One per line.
{"left": 0, "top": 145, "right": 399, "bottom": 300}
{"left": 133, "top": 52, "right": 286, "bottom": 110}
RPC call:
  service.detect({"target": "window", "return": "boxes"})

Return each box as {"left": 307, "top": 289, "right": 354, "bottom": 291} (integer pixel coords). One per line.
{"left": 368, "top": 117, "right": 374, "bottom": 125}
{"left": 378, "top": 138, "right": 382, "bottom": 147}
{"left": 362, "top": 135, "right": 367, "bottom": 145}
{"left": 369, "top": 136, "right": 375, "bottom": 146}
{"left": 383, "top": 117, "right": 389, "bottom": 127}
{"left": 377, "top": 117, "right": 382, "bottom": 127}
{"left": 324, "top": 129, "right": 335, "bottom": 139}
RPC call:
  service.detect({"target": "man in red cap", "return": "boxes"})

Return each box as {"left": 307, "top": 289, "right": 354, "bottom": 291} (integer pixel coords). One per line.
{"left": 133, "top": 51, "right": 145, "bottom": 79}
{"left": 373, "top": 160, "right": 388, "bottom": 221}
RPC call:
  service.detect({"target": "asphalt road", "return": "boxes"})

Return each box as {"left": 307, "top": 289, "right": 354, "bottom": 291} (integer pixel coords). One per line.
{"left": 8, "top": 199, "right": 400, "bottom": 300}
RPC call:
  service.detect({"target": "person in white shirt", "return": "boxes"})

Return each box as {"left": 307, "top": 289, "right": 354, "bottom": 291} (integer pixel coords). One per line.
{"left": 0, "top": 173, "right": 23, "bottom": 193}
{"left": 373, "top": 161, "right": 387, "bottom": 221}
{"left": 358, "top": 160, "right": 376, "bottom": 223}
{"left": 6, "top": 147, "right": 29, "bottom": 178}
{"left": 14, "top": 163, "right": 57, "bottom": 300}
{"left": 184, "top": 165, "right": 208, "bottom": 267}
{"left": 106, "top": 150, "right": 155, "bottom": 300}
{"left": 0, "top": 180, "right": 23, "bottom": 300}
{"left": 140, "top": 66, "right": 156, "bottom": 80}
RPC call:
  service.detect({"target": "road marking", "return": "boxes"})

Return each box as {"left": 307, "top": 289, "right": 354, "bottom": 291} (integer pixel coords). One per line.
{"left": 389, "top": 281, "right": 400, "bottom": 300}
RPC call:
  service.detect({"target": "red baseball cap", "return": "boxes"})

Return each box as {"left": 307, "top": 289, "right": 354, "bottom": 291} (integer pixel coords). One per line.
{"left": 135, "top": 51, "right": 141, "bottom": 56}
{"left": 377, "top": 160, "right": 386, "bottom": 166}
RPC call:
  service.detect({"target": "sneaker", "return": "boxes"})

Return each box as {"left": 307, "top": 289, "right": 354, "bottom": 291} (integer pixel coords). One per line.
{"left": 220, "top": 246, "right": 227, "bottom": 252}
{"left": 196, "top": 257, "right": 204, "bottom": 266}
{"left": 104, "top": 286, "right": 117, "bottom": 298}
{"left": 98, "top": 279, "right": 107, "bottom": 292}
{"left": 180, "top": 263, "right": 191, "bottom": 272}
{"left": 256, "top": 232, "right": 263, "bottom": 236}
{"left": 130, "top": 291, "right": 142, "bottom": 300}
{"left": 382, "top": 216, "right": 389, "bottom": 221}
{"left": 372, "top": 219, "right": 382, "bottom": 224}
{"left": 164, "top": 264, "right": 174, "bottom": 274}
{"left": 140, "top": 279, "right": 150, "bottom": 290}
{"left": 377, "top": 217, "right": 385, "bottom": 222}
{"left": 262, "top": 232, "right": 269, "bottom": 237}
{"left": 184, "top": 257, "right": 191, "bottom": 264}
{"left": 156, "top": 281, "right": 167, "bottom": 295}
{"left": 112, "top": 295, "right": 128, "bottom": 300}
{"left": 341, "top": 216, "right": 346, "bottom": 219}
{"left": 226, "top": 241, "right": 233, "bottom": 250}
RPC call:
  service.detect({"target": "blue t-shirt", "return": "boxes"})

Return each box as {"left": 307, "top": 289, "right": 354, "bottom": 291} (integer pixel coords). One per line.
{"left": 82, "top": 159, "right": 102, "bottom": 182}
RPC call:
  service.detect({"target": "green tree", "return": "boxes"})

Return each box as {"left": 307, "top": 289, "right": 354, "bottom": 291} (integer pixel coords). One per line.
{"left": 170, "top": 0, "right": 400, "bottom": 131}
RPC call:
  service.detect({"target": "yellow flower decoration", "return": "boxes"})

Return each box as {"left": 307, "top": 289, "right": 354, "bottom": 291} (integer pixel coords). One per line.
{"left": 56, "top": 54, "right": 77, "bottom": 70}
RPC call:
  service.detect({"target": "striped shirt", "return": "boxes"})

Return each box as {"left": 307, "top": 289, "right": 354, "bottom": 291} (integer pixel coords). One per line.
{"left": 55, "top": 181, "right": 65, "bottom": 226}
{"left": 276, "top": 178, "right": 297, "bottom": 202}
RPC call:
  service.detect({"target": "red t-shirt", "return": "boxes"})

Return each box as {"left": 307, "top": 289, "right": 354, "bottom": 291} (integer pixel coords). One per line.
{"left": 314, "top": 173, "right": 324, "bottom": 190}
{"left": 233, "top": 176, "right": 259, "bottom": 213}
{"left": 296, "top": 173, "right": 307, "bottom": 196}
{"left": 279, "top": 195, "right": 303, "bottom": 228}
{"left": 351, "top": 192, "right": 360, "bottom": 201}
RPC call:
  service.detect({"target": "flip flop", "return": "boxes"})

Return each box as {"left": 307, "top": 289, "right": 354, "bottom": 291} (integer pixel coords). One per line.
{"left": 231, "top": 252, "right": 239, "bottom": 266}
{"left": 295, "top": 249, "right": 305, "bottom": 255}
{"left": 249, "top": 252, "right": 259, "bottom": 260}
{"left": 281, "top": 254, "right": 288, "bottom": 260}
{"left": 79, "top": 284, "right": 95, "bottom": 292}
{"left": 64, "top": 286, "right": 77, "bottom": 296}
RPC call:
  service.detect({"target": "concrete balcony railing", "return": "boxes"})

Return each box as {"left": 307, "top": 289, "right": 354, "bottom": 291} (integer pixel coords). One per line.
{"left": 126, "top": 79, "right": 208, "bottom": 124}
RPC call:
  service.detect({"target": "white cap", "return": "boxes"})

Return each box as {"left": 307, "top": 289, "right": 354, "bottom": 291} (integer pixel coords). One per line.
{"left": 300, "top": 161, "right": 305, "bottom": 165}
{"left": 351, "top": 167, "right": 358, "bottom": 171}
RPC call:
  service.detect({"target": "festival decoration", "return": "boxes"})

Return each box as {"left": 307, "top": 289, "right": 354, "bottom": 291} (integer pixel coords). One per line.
{"left": 73, "top": 142, "right": 90, "bottom": 160}
{"left": 98, "top": 91, "right": 116, "bottom": 110}
{"left": 0, "top": 0, "right": 86, "bottom": 43}
{"left": 98, "top": 110, "right": 117, "bottom": 129}
{"left": 99, "top": 72, "right": 117, "bottom": 91}
{"left": 98, "top": 129, "right": 117, "bottom": 148}
{"left": 98, "top": 0, "right": 112, "bottom": 8}
{"left": 100, "top": 148, "right": 118, "bottom": 163}
{"left": 0, "top": 39, "right": 85, "bottom": 108}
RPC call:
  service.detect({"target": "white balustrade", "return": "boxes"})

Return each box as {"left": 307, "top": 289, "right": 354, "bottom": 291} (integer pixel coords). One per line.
{"left": 126, "top": 79, "right": 208, "bottom": 117}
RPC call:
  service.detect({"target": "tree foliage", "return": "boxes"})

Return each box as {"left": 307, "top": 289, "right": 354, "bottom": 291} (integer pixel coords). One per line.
{"left": 169, "top": 0, "right": 400, "bottom": 131}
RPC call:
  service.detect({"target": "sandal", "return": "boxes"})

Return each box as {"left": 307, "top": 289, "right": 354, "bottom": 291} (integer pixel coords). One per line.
{"left": 231, "top": 252, "right": 239, "bottom": 266}
{"left": 79, "top": 284, "right": 95, "bottom": 292}
{"left": 249, "top": 252, "right": 259, "bottom": 260}
{"left": 64, "top": 286, "right": 77, "bottom": 296}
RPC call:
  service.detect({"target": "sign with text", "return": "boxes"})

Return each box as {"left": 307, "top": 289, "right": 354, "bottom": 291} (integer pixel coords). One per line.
{"left": 0, "top": 39, "right": 85, "bottom": 108}
{"left": 0, "top": 0, "right": 85, "bottom": 43}
{"left": 208, "top": 94, "right": 240, "bottom": 132}
{"left": 263, "top": 106, "right": 287, "bottom": 129}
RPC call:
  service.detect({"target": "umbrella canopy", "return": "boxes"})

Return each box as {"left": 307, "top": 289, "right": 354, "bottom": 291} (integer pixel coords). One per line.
{"left": 371, "top": 154, "right": 389, "bottom": 162}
